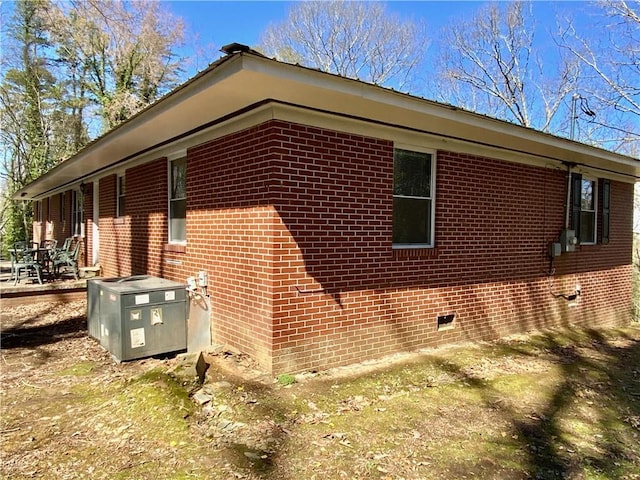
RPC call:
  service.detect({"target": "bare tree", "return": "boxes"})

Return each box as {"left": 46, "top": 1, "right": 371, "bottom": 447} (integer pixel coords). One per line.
{"left": 259, "top": 1, "right": 428, "bottom": 91}
{"left": 45, "top": 0, "right": 185, "bottom": 131}
{"left": 558, "top": 0, "right": 639, "bottom": 153}
{"left": 434, "top": 1, "right": 579, "bottom": 133}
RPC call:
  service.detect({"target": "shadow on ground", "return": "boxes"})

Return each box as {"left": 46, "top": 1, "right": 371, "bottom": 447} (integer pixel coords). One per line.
{"left": 1, "top": 314, "right": 87, "bottom": 349}
{"left": 432, "top": 326, "right": 640, "bottom": 479}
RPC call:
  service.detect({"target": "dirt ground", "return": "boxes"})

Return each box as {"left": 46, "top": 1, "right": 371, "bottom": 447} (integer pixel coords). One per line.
{"left": 1, "top": 299, "right": 640, "bottom": 479}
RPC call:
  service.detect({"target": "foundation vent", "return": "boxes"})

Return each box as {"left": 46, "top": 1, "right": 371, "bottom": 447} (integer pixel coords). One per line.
{"left": 437, "top": 313, "right": 456, "bottom": 331}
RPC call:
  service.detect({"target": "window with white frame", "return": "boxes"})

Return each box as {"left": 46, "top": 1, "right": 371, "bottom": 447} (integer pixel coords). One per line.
{"left": 393, "top": 148, "right": 435, "bottom": 247}
{"left": 117, "top": 174, "right": 126, "bottom": 217}
{"left": 71, "top": 189, "right": 84, "bottom": 237}
{"left": 169, "top": 157, "right": 186, "bottom": 243}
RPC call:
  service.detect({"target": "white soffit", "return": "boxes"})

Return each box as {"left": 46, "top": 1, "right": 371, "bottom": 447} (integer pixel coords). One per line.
{"left": 15, "top": 52, "right": 640, "bottom": 200}
{"left": 241, "top": 55, "right": 639, "bottom": 179}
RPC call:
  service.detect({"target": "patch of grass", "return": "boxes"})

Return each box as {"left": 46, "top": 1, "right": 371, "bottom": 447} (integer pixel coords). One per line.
{"left": 266, "top": 326, "right": 640, "bottom": 479}
{"left": 490, "top": 371, "right": 560, "bottom": 403}
{"left": 116, "top": 369, "right": 195, "bottom": 442}
{"left": 57, "top": 360, "right": 96, "bottom": 376}
{"left": 276, "top": 373, "right": 296, "bottom": 386}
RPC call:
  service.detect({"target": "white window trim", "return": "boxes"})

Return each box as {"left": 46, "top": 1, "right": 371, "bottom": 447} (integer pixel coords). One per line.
{"left": 392, "top": 144, "right": 436, "bottom": 249}
{"left": 116, "top": 174, "right": 125, "bottom": 218}
{"left": 92, "top": 182, "right": 100, "bottom": 265}
{"left": 168, "top": 156, "right": 187, "bottom": 245}
{"left": 581, "top": 176, "right": 598, "bottom": 245}
{"left": 71, "top": 188, "right": 85, "bottom": 238}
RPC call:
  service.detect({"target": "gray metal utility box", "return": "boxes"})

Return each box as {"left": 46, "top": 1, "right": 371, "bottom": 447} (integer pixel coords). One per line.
{"left": 87, "top": 276, "right": 187, "bottom": 361}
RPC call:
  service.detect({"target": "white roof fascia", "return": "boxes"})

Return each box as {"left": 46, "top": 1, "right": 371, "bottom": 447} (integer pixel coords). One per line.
{"left": 242, "top": 54, "right": 639, "bottom": 174}
{"left": 14, "top": 51, "right": 639, "bottom": 201}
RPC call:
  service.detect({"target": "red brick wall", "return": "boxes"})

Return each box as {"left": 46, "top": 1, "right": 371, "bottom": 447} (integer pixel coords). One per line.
{"left": 33, "top": 197, "right": 58, "bottom": 245}
{"left": 97, "top": 160, "right": 172, "bottom": 278}
{"left": 266, "top": 121, "right": 634, "bottom": 373}
{"left": 185, "top": 125, "right": 279, "bottom": 369}
{"left": 42, "top": 118, "right": 632, "bottom": 374}
{"left": 94, "top": 134, "right": 278, "bottom": 368}
{"left": 53, "top": 191, "right": 73, "bottom": 242}
{"left": 127, "top": 159, "right": 168, "bottom": 277}
{"left": 32, "top": 189, "right": 83, "bottom": 264}
{"left": 97, "top": 159, "right": 179, "bottom": 278}
{"left": 48, "top": 194, "right": 62, "bottom": 241}
{"left": 98, "top": 175, "right": 129, "bottom": 277}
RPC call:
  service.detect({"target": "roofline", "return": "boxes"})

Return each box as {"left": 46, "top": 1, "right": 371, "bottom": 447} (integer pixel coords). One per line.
{"left": 12, "top": 53, "right": 244, "bottom": 201}
{"left": 245, "top": 53, "right": 638, "bottom": 168}
{"left": 23, "top": 99, "right": 640, "bottom": 203}
{"left": 13, "top": 48, "right": 639, "bottom": 200}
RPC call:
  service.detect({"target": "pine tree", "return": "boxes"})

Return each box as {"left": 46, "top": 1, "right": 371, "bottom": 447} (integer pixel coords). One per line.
{"left": 0, "top": 0, "right": 58, "bottom": 250}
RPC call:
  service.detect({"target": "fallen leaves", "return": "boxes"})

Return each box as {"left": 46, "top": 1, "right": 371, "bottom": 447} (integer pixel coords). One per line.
{"left": 3, "top": 298, "right": 640, "bottom": 479}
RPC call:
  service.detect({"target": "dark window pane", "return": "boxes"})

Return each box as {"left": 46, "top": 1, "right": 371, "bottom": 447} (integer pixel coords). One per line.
{"left": 394, "top": 149, "right": 431, "bottom": 197}
{"left": 117, "top": 176, "right": 125, "bottom": 216}
{"left": 60, "top": 192, "right": 65, "bottom": 222}
{"left": 171, "top": 158, "right": 186, "bottom": 199}
{"left": 118, "top": 197, "right": 125, "bottom": 217}
{"left": 393, "top": 197, "right": 431, "bottom": 244}
{"left": 170, "top": 199, "right": 186, "bottom": 242}
{"left": 580, "top": 211, "right": 595, "bottom": 243}
{"left": 72, "top": 190, "right": 84, "bottom": 237}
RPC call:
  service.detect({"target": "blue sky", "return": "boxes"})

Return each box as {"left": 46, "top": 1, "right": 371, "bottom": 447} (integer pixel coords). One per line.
{"left": 170, "top": 1, "right": 482, "bottom": 49}
{"left": 0, "top": 1, "right": 598, "bottom": 79}
{"left": 168, "top": 1, "right": 590, "bottom": 75}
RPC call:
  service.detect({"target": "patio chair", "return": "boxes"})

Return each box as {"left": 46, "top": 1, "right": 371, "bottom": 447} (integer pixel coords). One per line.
{"left": 49, "top": 237, "right": 72, "bottom": 263}
{"left": 9, "top": 241, "right": 30, "bottom": 283}
{"left": 57, "top": 237, "right": 72, "bottom": 253}
{"left": 11, "top": 243, "right": 43, "bottom": 285}
{"left": 52, "top": 238, "right": 81, "bottom": 280}
{"left": 40, "top": 239, "right": 58, "bottom": 250}
{"left": 37, "top": 239, "right": 58, "bottom": 274}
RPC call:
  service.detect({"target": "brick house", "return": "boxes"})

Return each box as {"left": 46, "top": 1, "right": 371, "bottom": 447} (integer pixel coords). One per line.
{"left": 17, "top": 45, "right": 639, "bottom": 373}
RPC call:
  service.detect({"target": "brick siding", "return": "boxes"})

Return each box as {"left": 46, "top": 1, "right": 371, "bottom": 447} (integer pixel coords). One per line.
{"left": 185, "top": 125, "right": 280, "bottom": 369}
{"left": 34, "top": 119, "right": 634, "bottom": 373}
{"left": 98, "top": 174, "right": 128, "bottom": 277}
{"left": 265, "top": 121, "right": 633, "bottom": 372}
{"left": 32, "top": 189, "right": 84, "bottom": 263}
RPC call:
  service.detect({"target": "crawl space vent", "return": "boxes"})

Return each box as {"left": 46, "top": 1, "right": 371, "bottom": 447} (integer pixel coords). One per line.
{"left": 437, "top": 314, "right": 456, "bottom": 331}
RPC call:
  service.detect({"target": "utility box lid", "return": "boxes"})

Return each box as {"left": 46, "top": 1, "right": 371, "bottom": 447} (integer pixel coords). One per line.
{"left": 98, "top": 275, "right": 185, "bottom": 294}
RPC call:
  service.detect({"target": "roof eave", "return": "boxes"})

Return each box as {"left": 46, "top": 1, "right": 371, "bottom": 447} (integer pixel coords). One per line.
{"left": 14, "top": 50, "right": 640, "bottom": 200}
